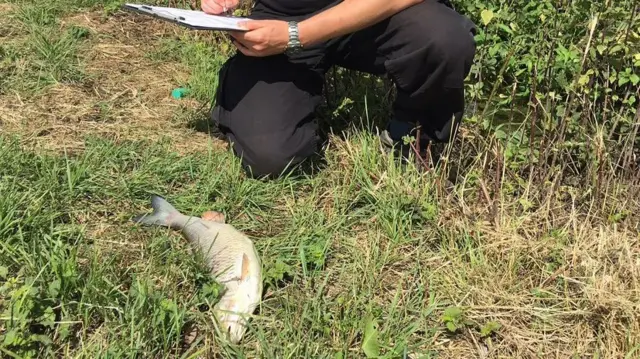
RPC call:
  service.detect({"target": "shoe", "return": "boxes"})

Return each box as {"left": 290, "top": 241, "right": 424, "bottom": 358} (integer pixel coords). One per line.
{"left": 378, "top": 119, "right": 440, "bottom": 167}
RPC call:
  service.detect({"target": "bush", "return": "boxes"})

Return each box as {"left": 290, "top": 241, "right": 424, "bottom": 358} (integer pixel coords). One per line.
{"left": 454, "top": 0, "right": 638, "bottom": 179}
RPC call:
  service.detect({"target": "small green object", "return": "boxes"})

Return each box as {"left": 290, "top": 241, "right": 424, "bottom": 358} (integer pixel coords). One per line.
{"left": 171, "top": 87, "right": 190, "bottom": 99}
{"left": 362, "top": 315, "right": 380, "bottom": 358}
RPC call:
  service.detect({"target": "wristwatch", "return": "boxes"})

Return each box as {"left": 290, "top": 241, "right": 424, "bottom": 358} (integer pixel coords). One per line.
{"left": 285, "top": 21, "right": 303, "bottom": 56}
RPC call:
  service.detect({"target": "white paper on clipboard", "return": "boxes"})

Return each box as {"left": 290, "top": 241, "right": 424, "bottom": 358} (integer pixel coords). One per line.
{"left": 122, "top": 4, "right": 250, "bottom": 31}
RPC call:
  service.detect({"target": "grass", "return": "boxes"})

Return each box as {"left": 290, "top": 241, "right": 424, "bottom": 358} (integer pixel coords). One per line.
{"left": 1, "top": 0, "right": 639, "bottom": 358}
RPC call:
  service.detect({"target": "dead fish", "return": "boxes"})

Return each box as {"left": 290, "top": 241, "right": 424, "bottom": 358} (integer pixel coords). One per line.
{"left": 132, "top": 195, "right": 263, "bottom": 343}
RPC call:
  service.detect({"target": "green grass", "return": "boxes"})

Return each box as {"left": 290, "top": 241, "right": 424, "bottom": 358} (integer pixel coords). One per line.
{"left": 1, "top": 0, "right": 639, "bottom": 358}
{"left": 2, "top": 124, "right": 637, "bottom": 358}
{"left": 0, "top": 2, "right": 91, "bottom": 94}
{"left": 0, "top": 134, "right": 442, "bottom": 358}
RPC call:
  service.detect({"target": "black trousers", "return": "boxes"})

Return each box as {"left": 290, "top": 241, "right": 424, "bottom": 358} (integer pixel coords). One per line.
{"left": 211, "top": 0, "right": 477, "bottom": 178}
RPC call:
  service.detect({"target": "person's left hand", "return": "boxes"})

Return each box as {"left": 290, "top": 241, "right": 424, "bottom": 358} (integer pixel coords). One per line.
{"left": 229, "top": 20, "right": 290, "bottom": 57}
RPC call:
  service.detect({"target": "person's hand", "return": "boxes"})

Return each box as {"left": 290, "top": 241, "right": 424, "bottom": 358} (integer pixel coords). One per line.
{"left": 229, "top": 20, "right": 290, "bottom": 57}
{"left": 201, "top": 0, "right": 238, "bottom": 14}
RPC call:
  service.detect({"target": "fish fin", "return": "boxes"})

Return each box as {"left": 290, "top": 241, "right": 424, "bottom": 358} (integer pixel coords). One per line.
{"left": 132, "top": 195, "right": 180, "bottom": 227}
{"left": 201, "top": 210, "right": 225, "bottom": 224}
{"left": 240, "top": 253, "right": 250, "bottom": 281}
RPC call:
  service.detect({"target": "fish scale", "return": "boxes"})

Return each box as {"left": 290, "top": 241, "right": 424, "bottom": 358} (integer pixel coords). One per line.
{"left": 132, "top": 195, "right": 263, "bottom": 343}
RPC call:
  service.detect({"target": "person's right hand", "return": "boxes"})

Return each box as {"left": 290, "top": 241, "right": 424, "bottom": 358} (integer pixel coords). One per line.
{"left": 201, "top": 0, "right": 239, "bottom": 14}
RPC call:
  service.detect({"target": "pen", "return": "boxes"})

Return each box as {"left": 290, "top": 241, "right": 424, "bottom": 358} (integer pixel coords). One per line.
{"left": 222, "top": 0, "right": 233, "bottom": 16}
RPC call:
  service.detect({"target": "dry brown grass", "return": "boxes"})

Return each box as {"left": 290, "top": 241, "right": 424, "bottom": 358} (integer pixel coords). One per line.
{"left": 0, "top": 2, "right": 12, "bottom": 13}
{"left": 430, "top": 221, "right": 639, "bottom": 357}
{"left": 0, "top": 8, "right": 226, "bottom": 155}
{"left": 304, "top": 136, "right": 640, "bottom": 358}
{"left": 0, "top": 3, "right": 20, "bottom": 44}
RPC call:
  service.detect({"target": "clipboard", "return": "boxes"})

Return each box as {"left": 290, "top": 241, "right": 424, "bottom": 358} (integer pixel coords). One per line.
{"left": 122, "top": 3, "right": 250, "bottom": 31}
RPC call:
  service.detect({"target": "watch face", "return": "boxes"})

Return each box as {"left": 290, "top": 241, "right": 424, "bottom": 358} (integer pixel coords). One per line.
{"left": 285, "top": 47, "right": 301, "bottom": 56}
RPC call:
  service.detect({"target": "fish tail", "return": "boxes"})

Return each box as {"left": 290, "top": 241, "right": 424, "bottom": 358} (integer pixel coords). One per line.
{"left": 132, "top": 195, "right": 182, "bottom": 228}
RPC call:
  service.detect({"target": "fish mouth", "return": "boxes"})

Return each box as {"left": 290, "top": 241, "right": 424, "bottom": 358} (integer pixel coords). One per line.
{"left": 216, "top": 311, "right": 248, "bottom": 343}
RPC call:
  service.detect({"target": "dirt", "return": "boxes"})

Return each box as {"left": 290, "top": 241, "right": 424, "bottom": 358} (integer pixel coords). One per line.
{"left": 0, "top": 9, "right": 227, "bottom": 155}
{"left": 0, "top": 3, "right": 13, "bottom": 12}
{"left": 0, "top": 3, "right": 18, "bottom": 40}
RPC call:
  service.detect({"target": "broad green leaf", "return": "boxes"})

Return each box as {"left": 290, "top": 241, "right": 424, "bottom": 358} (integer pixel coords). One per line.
{"left": 610, "top": 45, "right": 623, "bottom": 54}
{"left": 58, "top": 322, "right": 71, "bottom": 340}
{"left": 619, "top": 77, "right": 630, "bottom": 86}
{"left": 497, "top": 23, "right": 513, "bottom": 34}
{"left": 446, "top": 322, "right": 458, "bottom": 332}
{"left": 3, "top": 329, "right": 17, "bottom": 346}
{"left": 41, "top": 306, "right": 56, "bottom": 328}
{"left": 578, "top": 74, "right": 590, "bottom": 86}
{"left": 31, "top": 334, "right": 53, "bottom": 345}
{"left": 48, "top": 279, "right": 61, "bottom": 298}
{"left": 630, "top": 74, "right": 639, "bottom": 86}
{"left": 480, "top": 321, "right": 502, "bottom": 337}
{"left": 597, "top": 45, "right": 607, "bottom": 55}
{"left": 481, "top": 9, "right": 495, "bottom": 26}
{"left": 362, "top": 315, "right": 380, "bottom": 358}
{"left": 443, "top": 307, "right": 462, "bottom": 319}
{"left": 0, "top": 266, "right": 7, "bottom": 279}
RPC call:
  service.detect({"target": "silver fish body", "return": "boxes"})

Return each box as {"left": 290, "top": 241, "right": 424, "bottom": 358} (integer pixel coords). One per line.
{"left": 132, "top": 195, "right": 263, "bottom": 343}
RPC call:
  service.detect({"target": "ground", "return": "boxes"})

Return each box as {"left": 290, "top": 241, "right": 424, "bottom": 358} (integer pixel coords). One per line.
{"left": 0, "top": 4, "right": 222, "bottom": 154}
{"left": 1, "top": 1, "right": 639, "bottom": 359}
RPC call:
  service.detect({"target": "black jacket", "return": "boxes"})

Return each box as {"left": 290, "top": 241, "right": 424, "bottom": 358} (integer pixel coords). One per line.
{"left": 255, "top": 0, "right": 341, "bottom": 16}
